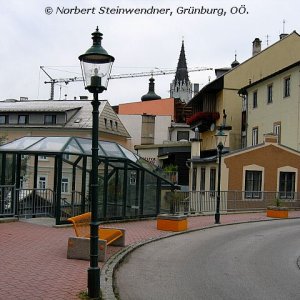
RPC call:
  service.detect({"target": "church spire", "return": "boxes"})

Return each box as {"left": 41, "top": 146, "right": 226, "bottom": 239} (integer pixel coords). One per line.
{"left": 174, "top": 40, "right": 189, "bottom": 83}
{"left": 170, "top": 40, "right": 193, "bottom": 103}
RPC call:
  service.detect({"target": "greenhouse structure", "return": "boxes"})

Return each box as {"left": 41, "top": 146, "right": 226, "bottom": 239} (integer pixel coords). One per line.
{"left": 0, "top": 136, "right": 175, "bottom": 225}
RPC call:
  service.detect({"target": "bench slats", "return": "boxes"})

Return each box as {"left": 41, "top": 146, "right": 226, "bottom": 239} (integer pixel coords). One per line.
{"left": 67, "top": 212, "right": 123, "bottom": 246}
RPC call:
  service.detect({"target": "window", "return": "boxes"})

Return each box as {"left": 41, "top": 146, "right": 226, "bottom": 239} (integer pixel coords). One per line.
{"left": 61, "top": 178, "right": 69, "bottom": 193}
{"left": 192, "top": 168, "right": 197, "bottom": 191}
{"left": 267, "top": 84, "right": 273, "bottom": 104}
{"left": 252, "top": 127, "right": 258, "bottom": 146}
{"left": 279, "top": 172, "right": 295, "bottom": 199}
{"left": 253, "top": 90, "right": 258, "bottom": 108}
{"left": 44, "top": 115, "right": 56, "bottom": 125}
{"left": 241, "top": 135, "right": 247, "bottom": 149}
{"left": 284, "top": 77, "right": 290, "bottom": 97}
{"left": 110, "top": 120, "right": 113, "bottom": 129}
{"left": 20, "top": 176, "right": 25, "bottom": 189}
{"left": 200, "top": 167, "right": 206, "bottom": 191}
{"left": 18, "top": 115, "right": 29, "bottom": 124}
{"left": 115, "top": 121, "right": 118, "bottom": 131}
{"left": 245, "top": 171, "right": 262, "bottom": 199}
{"left": 0, "top": 115, "right": 8, "bottom": 124}
{"left": 273, "top": 123, "right": 281, "bottom": 143}
{"left": 38, "top": 176, "right": 47, "bottom": 189}
{"left": 104, "top": 118, "right": 108, "bottom": 128}
{"left": 209, "top": 168, "right": 216, "bottom": 195}
{"left": 177, "top": 131, "right": 190, "bottom": 141}
{"left": 38, "top": 155, "right": 47, "bottom": 161}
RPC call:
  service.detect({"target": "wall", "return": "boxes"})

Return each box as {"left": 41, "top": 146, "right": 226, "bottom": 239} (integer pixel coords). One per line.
{"left": 118, "top": 98, "right": 175, "bottom": 120}
{"left": 224, "top": 144, "right": 300, "bottom": 192}
{"left": 246, "top": 65, "right": 300, "bottom": 150}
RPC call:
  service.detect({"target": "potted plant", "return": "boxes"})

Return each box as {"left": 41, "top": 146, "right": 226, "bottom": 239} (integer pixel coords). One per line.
{"left": 163, "top": 164, "right": 178, "bottom": 184}
{"left": 266, "top": 197, "right": 289, "bottom": 218}
{"left": 157, "top": 190, "right": 188, "bottom": 232}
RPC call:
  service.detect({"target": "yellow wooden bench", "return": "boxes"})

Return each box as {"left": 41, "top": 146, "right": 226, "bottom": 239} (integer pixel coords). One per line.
{"left": 67, "top": 212, "right": 125, "bottom": 262}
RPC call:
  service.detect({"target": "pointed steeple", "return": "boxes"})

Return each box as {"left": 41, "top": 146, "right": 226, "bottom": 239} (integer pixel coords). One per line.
{"left": 174, "top": 41, "right": 189, "bottom": 83}
{"left": 170, "top": 40, "right": 193, "bottom": 103}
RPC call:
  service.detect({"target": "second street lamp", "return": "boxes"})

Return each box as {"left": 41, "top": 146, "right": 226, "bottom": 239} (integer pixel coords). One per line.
{"left": 79, "top": 27, "right": 114, "bottom": 299}
{"left": 214, "top": 127, "right": 227, "bottom": 224}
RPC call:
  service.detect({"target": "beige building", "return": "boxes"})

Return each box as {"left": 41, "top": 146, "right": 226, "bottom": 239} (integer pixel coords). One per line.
{"left": 0, "top": 99, "right": 131, "bottom": 205}
{"left": 239, "top": 60, "right": 300, "bottom": 150}
{"left": 187, "top": 31, "right": 300, "bottom": 153}
{"left": 0, "top": 99, "right": 130, "bottom": 146}
{"left": 188, "top": 31, "right": 300, "bottom": 192}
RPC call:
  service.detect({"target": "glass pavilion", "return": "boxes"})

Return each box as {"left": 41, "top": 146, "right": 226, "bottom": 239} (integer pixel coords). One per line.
{"left": 0, "top": 136, "right": 175, "bottom": 224}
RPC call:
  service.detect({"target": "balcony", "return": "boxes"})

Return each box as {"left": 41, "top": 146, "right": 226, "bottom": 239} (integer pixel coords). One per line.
{"left": 186, "top": 112, "right": 220, "bottom": 131}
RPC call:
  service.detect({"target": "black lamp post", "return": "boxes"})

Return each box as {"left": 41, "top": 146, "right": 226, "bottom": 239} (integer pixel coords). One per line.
{"left": 79, "top": 27, "right": 114, "bottom": 299}
{"left": 214, "top": 127, "right": 227, "bottom": 224}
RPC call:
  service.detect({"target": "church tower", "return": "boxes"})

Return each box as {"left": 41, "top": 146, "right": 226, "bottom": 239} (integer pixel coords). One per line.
{"left": 170, "top": 41, "right": 193, "bottom": 103}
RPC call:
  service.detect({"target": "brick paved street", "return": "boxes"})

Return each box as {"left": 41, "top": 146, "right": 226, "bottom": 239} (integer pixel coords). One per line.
{"left": 1, "top": 211, "right": 300, "bottom": 299}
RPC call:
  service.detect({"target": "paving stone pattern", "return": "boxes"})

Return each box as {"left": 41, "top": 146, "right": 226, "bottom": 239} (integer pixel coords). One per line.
{"left": 1, "top": 211, "right": 300, "bottom": 299}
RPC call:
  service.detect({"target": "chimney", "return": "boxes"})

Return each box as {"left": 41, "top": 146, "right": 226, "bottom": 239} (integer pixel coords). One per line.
{"left": 279, "top": 33, "right": 288, "bottom": 40}
{"left": 252, "top": 38, "right": 262, "bottom": 56}
{"left": 141, "top": 114, "right": 155, "bottom": 145}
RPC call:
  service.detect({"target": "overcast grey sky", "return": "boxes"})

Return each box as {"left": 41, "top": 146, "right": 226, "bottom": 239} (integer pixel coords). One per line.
{"left": 1, "top": 0, "right": 299, "bottom": 106}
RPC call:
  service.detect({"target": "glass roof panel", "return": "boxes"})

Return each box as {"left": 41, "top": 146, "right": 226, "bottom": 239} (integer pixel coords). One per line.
{"left": 64, "top": 138, "right": 83, "bottom": 154}
{"left": 135, "top": 157, "right": 156, "bottom": 172}
{"left": 28, "top": 137, "right": 70, "bottom": 152}
{"left": 75, "top": 137, "right": 105, "bottom": 156}
{"left": 0, "top": 136, "right": 43, "bottom": 150}
{"left": 100, "top": 141, "right": 125, "bottom": 158}
{"left": 118, "top": 145, "right": 138, "bottom": 163}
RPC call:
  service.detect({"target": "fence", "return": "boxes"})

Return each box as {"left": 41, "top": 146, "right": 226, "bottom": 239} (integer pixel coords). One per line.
{"left": 0, "top": 185, "right": 16, "bottom": 217}
{"left": 167, "top": 191, "right": 300, "bottom": 215}
{"left": 17, "top": 188, "right": 54, "bottom": 218}
{"left": 60, "top": 191, "right": 90, "bottom": 220}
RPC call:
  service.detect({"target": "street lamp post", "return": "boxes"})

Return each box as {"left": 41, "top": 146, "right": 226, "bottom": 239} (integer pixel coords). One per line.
{"left": 215, "top": 127, "right": 227, "bottom": 224}
{"left": 79, "top": 27, "right": 114, "bottom": 299}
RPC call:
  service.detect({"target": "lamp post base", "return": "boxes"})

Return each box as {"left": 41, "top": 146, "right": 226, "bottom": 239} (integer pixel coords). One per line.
{"left": 215, "top": 213, "right": 220, "bottom": 224}
{"left": 88, "top": 267, "right": 100, "bottom": 299}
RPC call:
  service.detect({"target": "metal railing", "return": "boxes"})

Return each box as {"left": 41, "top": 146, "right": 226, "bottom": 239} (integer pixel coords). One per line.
{"left": 17, "top": 188, "right": 54, "bottom": 218}
{"left": 167, "top": 191, "right": 300, "bottom": 215}
{"left": 0, "top": 185, "right": 16, "bottom": 217}
{"left": 60, "top": 191, "right": 90, "bottom": 220}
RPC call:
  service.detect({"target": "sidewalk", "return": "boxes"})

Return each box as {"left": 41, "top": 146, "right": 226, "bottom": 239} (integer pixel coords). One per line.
{"left": 1, "top": 211, "right": 300, "bottom": 299}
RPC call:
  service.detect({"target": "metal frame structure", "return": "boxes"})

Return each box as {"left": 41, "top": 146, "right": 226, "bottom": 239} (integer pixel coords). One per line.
{"left": 0, "top": 136, "right": 174, "bottom": 225}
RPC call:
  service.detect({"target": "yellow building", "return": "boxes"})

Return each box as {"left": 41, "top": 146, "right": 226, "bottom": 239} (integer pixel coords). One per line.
{"left": 239, "top": 60, "right": 300, "bottom": 150}
{"left": 188, "top": 31, "right": 300, "bottom": 192}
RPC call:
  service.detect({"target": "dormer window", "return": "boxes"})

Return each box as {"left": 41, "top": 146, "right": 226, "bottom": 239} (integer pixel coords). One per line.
{"left": 0, "top": 115, "right": 8, "bottom": 124}
{"left": 18, "top": 115, "right": 29, "bottom": 124}
{"left": 44, "top": 115, "right": 56, "bottom": 125}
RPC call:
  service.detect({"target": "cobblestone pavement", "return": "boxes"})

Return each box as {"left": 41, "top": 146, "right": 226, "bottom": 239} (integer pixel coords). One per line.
{"left": 1, "top": 211, "right": 300, "bottom": 299}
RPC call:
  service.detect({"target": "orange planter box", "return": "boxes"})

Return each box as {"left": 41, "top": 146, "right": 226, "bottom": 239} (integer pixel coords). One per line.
{"left": 157, "top": 215, "right": 188, "bottom": 232}
{"left": 267, "top": 209, "right": 288, "bottom": 218}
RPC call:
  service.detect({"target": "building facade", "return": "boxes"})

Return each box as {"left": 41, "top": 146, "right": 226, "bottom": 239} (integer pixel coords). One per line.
{"left": 239, "top": 61, "right": 300, "bottom": 151}
{"left": 188, "top": 31, "right": 300, "bottom": 192}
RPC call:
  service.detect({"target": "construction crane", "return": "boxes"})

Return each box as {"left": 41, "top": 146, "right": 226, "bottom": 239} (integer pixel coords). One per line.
{"left": 41, "top": 66, "right": 213, "bottom": 100}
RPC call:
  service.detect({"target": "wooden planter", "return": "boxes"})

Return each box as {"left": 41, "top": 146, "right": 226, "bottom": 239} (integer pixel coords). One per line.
{"left": 266, "top": 206, "right": 289, "bottom": 218}
{"left": 157, "top": 214, "right": 188, "bottom": 232}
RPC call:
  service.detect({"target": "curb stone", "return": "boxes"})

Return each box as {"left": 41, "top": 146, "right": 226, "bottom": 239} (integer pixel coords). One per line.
{"left": 100, "top": 216, "right": 300, "bottom": 299}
